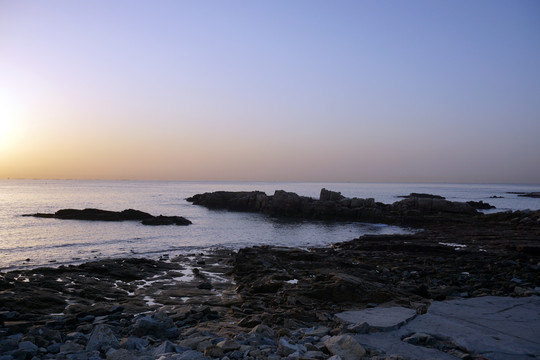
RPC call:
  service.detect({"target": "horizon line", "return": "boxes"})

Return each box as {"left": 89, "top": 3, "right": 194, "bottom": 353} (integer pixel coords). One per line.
{"left": 2, "top": 177, "right": 539, "bottom": 186}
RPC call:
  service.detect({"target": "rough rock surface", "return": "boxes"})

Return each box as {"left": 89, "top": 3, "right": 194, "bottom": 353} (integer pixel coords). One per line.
{"left": 352, "top": 296, "right": 540, "bottom": 360}
{"left": 2, "top": 203, "right": 539, "bottom": 359}
{"left": 335, "top": 307, "right": 417, "bottom": 331}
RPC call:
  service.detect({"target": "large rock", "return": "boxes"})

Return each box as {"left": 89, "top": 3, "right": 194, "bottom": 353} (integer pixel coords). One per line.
{"left": 186, "top": 191, "right": 267, "bottom": 212}
{"left": 249, "top": 324, "right": 275, "bottom": 338}
{"left": 270, "top": 190, "right": 306, "bottom": 216}
{"left": 393, "top": 197, "right": 478, "bottom": 215}
{"left": 131, "top": 313, "right": 178, "bottom": 339}
{"left": 86, "top": 324, "right": 120, "bottom": 352}
{"left": 278, "top": 337, "right": 306, "bottom": 356}
{"left": 216, "top": 339, "right": 240, "bottom": 352}
{"left": 174, "top": 349, "right": 211, "bottom": 360}
{"left": 324, "top": 334, "right": 366, "bottom": 360}
{"left": 353, "top": 296, "right": 540, "bottom": 360}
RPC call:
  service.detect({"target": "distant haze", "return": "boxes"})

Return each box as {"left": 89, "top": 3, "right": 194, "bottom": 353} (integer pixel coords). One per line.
{"left": 1, "top": 1, "right": 539, "bottom": 183}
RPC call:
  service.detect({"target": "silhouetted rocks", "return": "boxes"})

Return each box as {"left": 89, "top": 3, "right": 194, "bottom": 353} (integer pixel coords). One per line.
{"left": 392, "top": 197, "right": 477, "bottom": 215}
{"left": 188, "top": 188, "right": 479, "bottom": 224}
{"left": 186, "top": 191, "right": 268, "bottom": 212}
{"left": 397, "top": 193, "right": 446, "bottom": 199}
{"left": 24, "top": 208, "right": 192, "bottom": 226}
{"left": 466, "top": 200, "right": 496, "bottom": 209}
{"left": 141, "top": 215, "right": 192, "bottom": 226}
{"left": 508, "top": 191, "right": 540, "bottom": 198}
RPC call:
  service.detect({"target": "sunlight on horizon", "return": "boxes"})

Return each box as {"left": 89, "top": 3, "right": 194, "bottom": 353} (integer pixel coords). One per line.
{"left": 1, "top": 1, "right": 539, "bottom": 183}
{"left": 0, "top": 94, "right": 26, "bottom": 152}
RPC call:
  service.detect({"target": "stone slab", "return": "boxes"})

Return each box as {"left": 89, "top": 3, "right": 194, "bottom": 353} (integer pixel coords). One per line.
{"left": 352, "top": 296, "right": 540, "bottom": 360}
{"left": 335, "top": 306, "right": 417, "bottom": 331}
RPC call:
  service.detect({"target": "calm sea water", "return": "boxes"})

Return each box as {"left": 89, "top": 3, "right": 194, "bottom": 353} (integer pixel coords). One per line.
{"left": 1, "top": 180, "right": 539, "bottom": 271}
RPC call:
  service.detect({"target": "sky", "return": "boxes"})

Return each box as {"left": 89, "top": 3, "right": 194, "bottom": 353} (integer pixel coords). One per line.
{"left": 1, "top": 1, "right": 539, "bottom": 183}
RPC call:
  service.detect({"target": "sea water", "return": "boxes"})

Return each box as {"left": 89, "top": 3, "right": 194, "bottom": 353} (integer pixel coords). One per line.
{"left": 1, "top": 180, "right": 538, "bottom": 271}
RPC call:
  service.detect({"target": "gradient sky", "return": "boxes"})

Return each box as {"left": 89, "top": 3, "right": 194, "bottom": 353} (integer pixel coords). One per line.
{"left": 1, "top": 1, "right": 539, "bottom": 183}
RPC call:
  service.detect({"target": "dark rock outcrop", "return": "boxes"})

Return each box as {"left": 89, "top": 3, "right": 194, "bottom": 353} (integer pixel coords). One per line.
{"left": 186, "top": 191, "right": 268, "bottom": 212}
{"left": 141, "top": 215, "right": 192, "bottom": 226}
{"left": 24, "top": 208, "right": 192, "bottom": 226}
{"left": 508, "top": 191, "right": 540, "bottom": 198}
{"left": 466, "top": 200, "right": 496, "bottom": 210}
{"left": 188, "top": 188, "right": 479, "bottom": 224}
{"left": 398, "top": 193, "right": 446, "bottom": 200}
{"left": 392, "top": 197, "right": 478, "bottom": 215}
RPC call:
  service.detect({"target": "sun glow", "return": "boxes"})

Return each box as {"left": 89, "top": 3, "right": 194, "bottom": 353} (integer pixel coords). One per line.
{"left": 0, "top": 95, "right": 25, "bottom": 152}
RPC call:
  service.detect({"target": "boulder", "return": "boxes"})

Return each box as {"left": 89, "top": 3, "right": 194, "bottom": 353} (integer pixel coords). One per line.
{"left": 203, "top": 345, "right": 223, "bottom": 358}
{"left": 17, "top": 341, "right": 38, "bottom": 357}
{"left": 107, "top": 348, "right": 139, "bottom": 360}
{"left": 249, "top": 324, "right": 275, "bottom": 338}
{"left": 324, "top": 334, "right": 366, "bottom": 360}
{"left": 216, "top": 339, "right": 241, "bottom": 352}
{"left": 150, "top": 340, "right": 181, "bottom": 356}
{"left": 278, "top": 337, "right": 306, "bottom": 356}
{"left": 304, "top": 326, "right": 330, "bottom": 337}
{"left": 131, "top": 313, "right": 178, "bottom": 339}
{"left": 86, "top": 324, "right": 120, "bottom": 352}
{"left": 174, "top": 349, "right": 211, "bottom": 360}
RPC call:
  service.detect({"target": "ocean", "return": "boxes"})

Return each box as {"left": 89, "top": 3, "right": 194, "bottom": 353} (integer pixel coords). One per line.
{"left": 1, "top": 180, "right": 539, "bottom": 271}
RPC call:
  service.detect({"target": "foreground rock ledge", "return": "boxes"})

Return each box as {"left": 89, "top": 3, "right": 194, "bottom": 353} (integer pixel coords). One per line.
{"left": 23, "top": 208, "right": 192, "bottom": 226}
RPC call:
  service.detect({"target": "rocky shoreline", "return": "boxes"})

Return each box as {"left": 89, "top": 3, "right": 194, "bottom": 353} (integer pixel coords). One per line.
{"left": 2, "top": 190, "right": 539, "bottom": 359}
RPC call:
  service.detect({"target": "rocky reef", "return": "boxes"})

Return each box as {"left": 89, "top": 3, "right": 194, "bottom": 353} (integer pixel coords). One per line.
{"left": 187, "top": 188, "right": 480, "bottom": 225}
{"left": 24, "top": 208, "right": 192, "bottom": 226}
